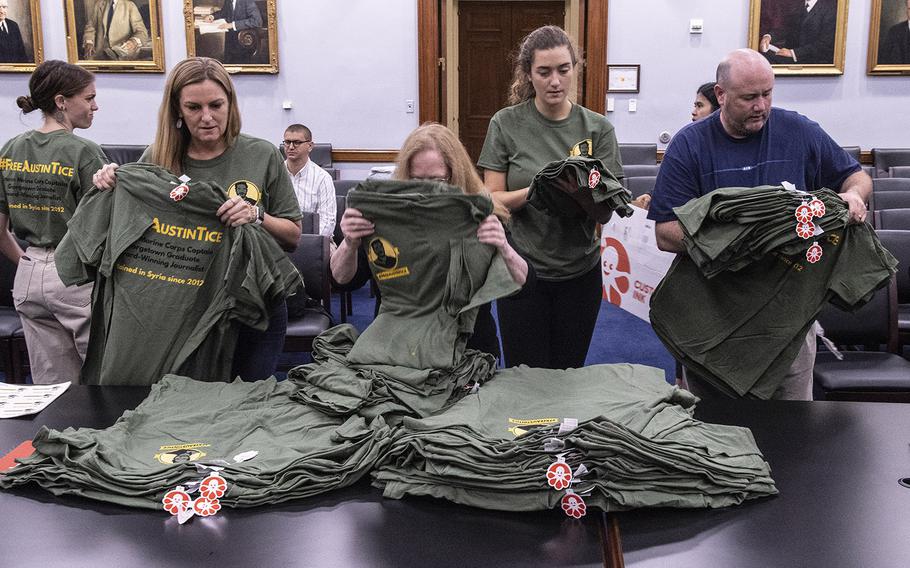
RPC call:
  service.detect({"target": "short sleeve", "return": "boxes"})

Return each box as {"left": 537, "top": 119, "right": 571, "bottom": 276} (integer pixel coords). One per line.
{"left": 647, "top": 135, "right": 701, "bottom": 223}
{"left": 477, "top": 113, "right": 509, "bottom": 172}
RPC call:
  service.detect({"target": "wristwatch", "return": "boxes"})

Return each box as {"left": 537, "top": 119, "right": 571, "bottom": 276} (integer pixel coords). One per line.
{"left": 253, "top": 206, "right": 264, "bottom": 226}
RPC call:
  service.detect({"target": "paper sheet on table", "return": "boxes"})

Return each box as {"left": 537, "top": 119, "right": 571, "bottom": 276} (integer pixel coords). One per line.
{"left": 196, "top": 19, "right": 228, "bottom": 34}
{"left": 0, "top": 382, "right": 71, "bottom": 418}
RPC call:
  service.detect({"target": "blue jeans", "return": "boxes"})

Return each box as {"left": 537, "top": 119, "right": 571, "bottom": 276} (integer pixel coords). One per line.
{"left": 231, "top": 301, "right": 288, "bottom": 381}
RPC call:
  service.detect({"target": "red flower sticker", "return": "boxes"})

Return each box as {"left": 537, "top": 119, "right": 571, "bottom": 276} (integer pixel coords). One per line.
{"left": 796, "top": 222, "right": 815, "bottom": 239}
{"left": 546, "top": 461, "right": 573, "bottom": 491}
{"left": 806, "top": 243, "right": 823, "bottom": 264}
{"left": 560, "top": 492, "right": 587, "bottom": 519}
{"left": 794, "top": 204, "right": 813, "bottom": 224}
{"left": 809, "top": 198, "right": 826, "bottom": 218}
{"left": 192, "top": 496, "right": 222, "bottom": 517}
{"left": 162, "top": 488, "right": 192, "bottom": 515}
{"left": 199, "top": 474, "right": 227, "bottom": 500}
{"left": 588, "top": 168, "right": 601, "bottom": 189}
{"left": 170, "top": 184, "right": 190, "bottom": 202}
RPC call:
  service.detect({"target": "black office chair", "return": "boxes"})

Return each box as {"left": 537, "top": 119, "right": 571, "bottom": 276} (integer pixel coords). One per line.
{"left": 300, "top": 211, "right": 320, "bottom": 235}
{"left": 841, "top": 146, "right": 861, "bottom": 162}
{"left": 334, "top": 179, "right": 361, "bottom": 196}
{"left": 871, "top": 148, "right": 910, "bottom": 178}
{"left": 626, "top": 176, "right": 657, "bottom": 199}
{"left": 877, "top": 230, "right": 910, "bottom": 348}
{"left": 281, "top": 234, "right": 333, "bottom": 360}
{"left": 875, "top": 208, "right": 910, "bottom": 230}
{"left": 813, "top": 278, "right": 910, "bottom": 402}
{"left": 622, "top": 164, "right": 660, "bottom": 178}
{"left": 618, "top": 143, "right": 657, "bottom": 165}
{"left": 100, "top": 145, "right": 148, "bottom": 165}
{"left": 0, "top": 248, "right": 23, "bottom": 383}
{"left": 871, "top": 190, "right": 910, "bottom": 212}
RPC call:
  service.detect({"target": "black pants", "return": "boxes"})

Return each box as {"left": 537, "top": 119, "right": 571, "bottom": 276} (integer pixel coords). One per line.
{"left": 497, "top": 264, "right": 602, "bottom": 369}
{"left": 231, "top": 300, "right": 288, "bottom": 381}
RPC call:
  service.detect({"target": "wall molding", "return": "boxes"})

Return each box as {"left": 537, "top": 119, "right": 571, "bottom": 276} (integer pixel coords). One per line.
{"left": 333, "top": 150, "right": 399, "bottom": 163}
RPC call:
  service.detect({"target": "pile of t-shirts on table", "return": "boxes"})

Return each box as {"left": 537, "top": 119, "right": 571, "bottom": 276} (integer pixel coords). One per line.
{"left": 0, "top": 376, "right": 391, "bottom": 509}
{"left": 287, "top": 179, "right": 518, "bottom": 425}
{"left": 674, "top": 185, "right": 849, "bottom": 277}
{"left": 374, "top": 364, "right": 777, "bottom": 512}
{"left": 527, "top": 156, "right": 633, "bottom": 223}
{"left": 55, "top": 163, "right": 302, "bottom": 385}
{"left": 288, "top": 324, "right": 497, "bottom": 423}
{"left": 650, "top": 185, "right": 898, "bottom": 398}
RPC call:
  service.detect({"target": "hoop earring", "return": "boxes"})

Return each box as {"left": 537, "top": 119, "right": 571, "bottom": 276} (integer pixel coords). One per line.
{"left": 175, "top": 117, "right": 183, "bottom": 129}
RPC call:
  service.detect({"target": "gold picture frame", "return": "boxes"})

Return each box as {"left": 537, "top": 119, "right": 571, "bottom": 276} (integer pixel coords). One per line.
{"left": 748, "top": 0, "right": 849, "bottom": 76}
{"left": 0, "top": 0, "right": 43, "bottom": 72}
{"left": 183, "top": 0, "right": 279, "bottom": 74}
{"left": 867, "top": 0, "right": 910, "bottom": 74}
{"left": 63, "top": 0, "right": 165, "bottom": 73}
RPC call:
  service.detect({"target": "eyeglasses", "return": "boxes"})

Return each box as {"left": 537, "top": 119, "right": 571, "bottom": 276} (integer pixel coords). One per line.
{"left": 282, "top": 139, "right": 311, "bottom": 148}
{"left": 410, "top": 176, "right": 450, "bottom": 183}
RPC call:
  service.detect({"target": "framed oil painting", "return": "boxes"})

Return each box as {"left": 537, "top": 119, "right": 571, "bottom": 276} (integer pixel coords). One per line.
{"left": 0, "top": 0, "right": 43, "bottom": 72}
{"left": 748, "top": 0, "right": 849, "bottom": 75}
{"left": 64, "top": 0, "right": 165, "bottom": 72}
{"left": 867, "top": 0, "right": 910, "bottom": 74}
{"left": 184, "top": 0, "right": 278, "bottom": 73}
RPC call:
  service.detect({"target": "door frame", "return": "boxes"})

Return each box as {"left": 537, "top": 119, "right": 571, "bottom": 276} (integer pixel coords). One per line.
{"left": 417, "top": 0, "right": 609, "bottom": 126}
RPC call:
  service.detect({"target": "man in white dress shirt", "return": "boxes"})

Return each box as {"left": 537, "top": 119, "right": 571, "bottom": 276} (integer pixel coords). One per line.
{"left": 283, "top": 124, "right": 336, "bottom": 248}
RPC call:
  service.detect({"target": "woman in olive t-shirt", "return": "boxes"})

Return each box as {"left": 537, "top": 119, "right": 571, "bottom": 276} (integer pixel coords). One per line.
{"left": 0, "top": 60, "right": 106, "bottom": 384}
{"left": 93, "top": 57, "right": 302, "bottom": 381}
{"left": 478, "top": 26, "right": 624, "bottom": 370}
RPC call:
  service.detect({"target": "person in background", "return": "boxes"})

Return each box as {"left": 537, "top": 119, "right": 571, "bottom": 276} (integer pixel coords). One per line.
{"left": 92, "top": 57, "right": 301, "bottom": 380}
{"left": 691, "top": 81, "right": 719, "bottom": 121}
{"left": 283, "top": 123, "right": 336, "bottom": 244}
{"left": 478, "top": 25, "right": 623, "bottom": 369}
{"left": 0, "top": 60, "right": 105, "bottom": 384}
{"left": 332, "top": 122, "right": 532, "bottom": 361}
{"left": 648, "top": 48, "right": 869, "bottom": 401}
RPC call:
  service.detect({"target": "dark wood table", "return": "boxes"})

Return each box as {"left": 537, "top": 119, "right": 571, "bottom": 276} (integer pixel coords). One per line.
{"left": 0, "top": 386, "right": 610, "bottom": 568}
{"left": 612, "top": 400, "right": 910, "bottom": 568}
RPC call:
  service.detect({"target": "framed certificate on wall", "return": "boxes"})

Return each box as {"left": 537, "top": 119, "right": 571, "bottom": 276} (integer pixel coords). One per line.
{"left": 607, "top": 64, "right": 640, "bottom": 93}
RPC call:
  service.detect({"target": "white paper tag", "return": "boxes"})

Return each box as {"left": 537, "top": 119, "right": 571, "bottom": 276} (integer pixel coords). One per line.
{"left": 558, "top": 418, "right": 578, "bottom": 435}
{"left": 177, "top": 508, "right": 195, "bottom": 524}
{"left": 573, "top": 464, "right": 589, "bottom": 479}
{"left": 543, "top": 438, "right": 566, "bottom": 452}
{"left": 233, "top": 450, "right": 258, "bottom": 463}
{"left": 178, "top": 174, "right": 191, "bottom": 183}
{"left": 812, "top": 222, "right": 824, "bottom": 236}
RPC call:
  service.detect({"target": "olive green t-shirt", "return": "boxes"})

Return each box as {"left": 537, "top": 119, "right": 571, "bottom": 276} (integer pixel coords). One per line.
{"left": 0, "top": 130, "right": 106, "bottom": 247}
{"left": 140, "top": 134, "right": 300, "bottom": 221}
{"left": 478, "top": 100, "right": 623, "bottom": 280}
{"left": 650, "top": 222, "right": 897, "bottom": 398}
{"left": 56, "top": 163, "right": 302, "bottom": 385}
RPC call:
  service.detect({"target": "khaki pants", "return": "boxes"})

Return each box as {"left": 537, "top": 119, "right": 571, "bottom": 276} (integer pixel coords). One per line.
{"left": 683, "top": 325, "right": 818, "bottom": 401}
{"left": 13, "top": 247, "right": 92, "bottom": 384}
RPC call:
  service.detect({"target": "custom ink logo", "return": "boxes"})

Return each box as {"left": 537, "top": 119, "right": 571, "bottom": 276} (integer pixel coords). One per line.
{"left": 601, "top": 237, "right": 631, "bottom": 306}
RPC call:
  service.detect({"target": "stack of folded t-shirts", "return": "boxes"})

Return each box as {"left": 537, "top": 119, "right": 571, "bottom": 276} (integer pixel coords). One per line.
{"left": 0, "top": 376, "right": 392, "bottom": 509}
{"left": 675, "top": 185, "right": 849, "bottom": 278}
{"left": 528, "top": 156, "right": 633, "bottom": 223}
{"left": 651, "top": 188, "right": 897, "bottom": 398}
{"left": 373, "top": 364, "right": 777, "bottom": 513}
{"left": 288, "top": 324, "right": 496, "bottom": 424}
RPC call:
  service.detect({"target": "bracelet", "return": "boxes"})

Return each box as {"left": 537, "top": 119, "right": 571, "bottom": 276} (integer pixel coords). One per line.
{"left": 252, "top": 205, "right": 264, "bottom": 226}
